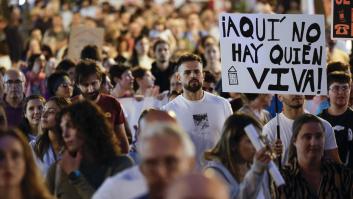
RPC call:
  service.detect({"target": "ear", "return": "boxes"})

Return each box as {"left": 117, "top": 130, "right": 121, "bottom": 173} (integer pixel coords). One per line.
{"left": 113, "top": 77, "right": 120, "bottom": 85}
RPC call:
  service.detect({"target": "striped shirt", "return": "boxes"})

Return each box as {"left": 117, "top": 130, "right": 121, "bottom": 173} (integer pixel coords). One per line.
{"left": 274, "top": 161, "right": 353, "bottom": 199}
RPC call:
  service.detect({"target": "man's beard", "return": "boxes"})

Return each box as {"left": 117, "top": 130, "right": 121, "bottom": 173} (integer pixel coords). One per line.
{"left": 184, "top": 79, "right": 202, "bottom": 93}
{"left": 288, "top": 104, "right": 303, "bottom": 109}
{"left": 83, "top": 91, "right": 100, "bottom": 101}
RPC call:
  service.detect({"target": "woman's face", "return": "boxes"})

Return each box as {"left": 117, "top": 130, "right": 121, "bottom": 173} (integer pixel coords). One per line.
{"left": 204, "top": 45, "right": 220, "bottom": 63}
{"left": 294, "top": 122, "right": 325, "bottom": 164}
{"left": 41, "top": 100, "right": 59, "bottom": 130}
{"left": 60, "top": 114, "right": 84, "bottom": 154}
{"left": 25, "top": 98, "right": 44, "bottom": 127}
{"left": 55, "top": 76, "right": 73, "bottom": 99}
{"left": 0, "top": 136, "right": 25, "bottom": 187}
{"left": 236, "top": 135, "right": 256, "bottom": 162}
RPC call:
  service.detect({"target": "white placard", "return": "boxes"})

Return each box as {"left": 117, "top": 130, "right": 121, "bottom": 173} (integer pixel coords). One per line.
{"left": 244, "top": 124, "right": 285, "bottom": 187}
{"left": 68, "top": 26, "right": 105, "bottom": 62}
{"left": 219, "top": 13, "right": 327, "bottom": 95}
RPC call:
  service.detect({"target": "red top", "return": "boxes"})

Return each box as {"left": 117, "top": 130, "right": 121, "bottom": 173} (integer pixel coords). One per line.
{"left": 72, "top": 93, "right": 125, "bottom": 127}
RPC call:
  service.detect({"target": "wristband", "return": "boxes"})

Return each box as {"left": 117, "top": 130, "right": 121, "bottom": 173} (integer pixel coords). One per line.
{"left": 68, "top": 170, "right": 81, "bottom": 181}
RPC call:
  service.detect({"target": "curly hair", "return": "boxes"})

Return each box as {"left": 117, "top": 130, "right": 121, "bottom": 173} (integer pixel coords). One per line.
{"left": 59, "top": 100, "right": 121, "bottom": 163}
{"left": 0, "top": 128, "right": 53, "bottom": 199}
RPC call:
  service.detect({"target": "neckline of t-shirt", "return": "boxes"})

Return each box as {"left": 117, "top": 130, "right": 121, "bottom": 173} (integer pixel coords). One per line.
{"left": 181, "top": 91, "right": 206, "bottom": 103}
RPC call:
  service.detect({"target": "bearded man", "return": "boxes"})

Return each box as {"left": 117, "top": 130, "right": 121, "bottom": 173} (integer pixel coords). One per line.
{"left": 163, "top": 53, "right": 233, "bottom": 169}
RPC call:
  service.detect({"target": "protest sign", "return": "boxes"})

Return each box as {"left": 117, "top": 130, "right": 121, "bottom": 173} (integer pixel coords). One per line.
{"left": 219, "top": 13, "right": 327, "bottom": 95}
{"left": 332, "top": 0, "right": 353, "bottom": 39}
{"left": 68, "top": 26, "right": 105, "bottom": 61}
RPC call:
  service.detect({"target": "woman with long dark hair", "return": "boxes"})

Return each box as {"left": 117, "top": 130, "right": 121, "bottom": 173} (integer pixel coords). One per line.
{"left": 204, "top": 113, "right": 272, "bottom": 199}
{"left": 18, "top": 95, "right": 45, "bottom": 142}
{"left": 0, "top": 128, "right": 53, "bottom": 199}
{"left": 46, "top": 100, "right": 133, "bottom": 199}
{"left": 30, "top": 96, "right": 70, "bottom": 176}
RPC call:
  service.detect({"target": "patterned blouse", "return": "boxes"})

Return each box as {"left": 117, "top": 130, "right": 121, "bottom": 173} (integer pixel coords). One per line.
{"left": 273, "top": 161, "right": 353, "bottom": 199}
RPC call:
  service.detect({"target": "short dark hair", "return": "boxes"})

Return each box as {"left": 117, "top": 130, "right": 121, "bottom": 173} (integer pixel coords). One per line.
{"left": 176, "top": 53, "right": 203, "bottom": 71}
{"left": 327, "top": 71, "right": 352, "bottom": 88}
{"left": 80, "top": 45, "right": 101, "bottom": 62}
{"left": 242, "top": 93, "right": 260, "bottom": 102}
{"left": 153, "top": 39, "right": 169, "bottom": 52}
{"left": 109, "top": 64, "right": 130, "bottom": 86}
{"left": 47, "top": 71, "right": 70, "bottom": 97}
{"left": 203, "top": 71, "right": 216, "bottom": 83}
{"left": 132, "top": 67, "right": 147, "bottom": 79}
{"left": 75, "top": 60, "right": 103, "bottom": 84}
{"left": 327, "top": 61, "right": 351, "bottom": 74}
{"left": 56, "top": 59, "right": 75, "bottom": 72}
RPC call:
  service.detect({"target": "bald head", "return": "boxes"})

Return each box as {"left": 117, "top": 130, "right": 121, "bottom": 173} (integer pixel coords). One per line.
{"left": 166, "top": 173, "right": 229, "bottom": 199}
{"left": 144, "top": 109, "right": 177, "bottom": 124}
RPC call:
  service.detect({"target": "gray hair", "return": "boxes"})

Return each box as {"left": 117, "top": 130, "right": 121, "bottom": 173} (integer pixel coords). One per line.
{"left": 138, "top": 123, "right": 195, "bottom": 158}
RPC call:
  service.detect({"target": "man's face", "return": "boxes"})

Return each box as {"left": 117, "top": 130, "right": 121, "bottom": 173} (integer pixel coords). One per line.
{"left": 140, "top": 135, "right": 193, "bottom": 198}
{"left": 279, "top": 94, "right": 304, "bottom": 109}
{"left": 155, "top": 43, "right": 170, "bottom": 63}
{"left": 170, "top": 73, "right": 182, "bottom": 93}
{"left": 178, "top": 61, "right": 204, "bottom": 93}
{"left": 78, "top": 74, "right": 101, "bottom": 101}
{"left": 328, "top": 82, "right": 350, "bottom": 108}
{"left": 4, "top": 71, "right": 24, "bottom": 101}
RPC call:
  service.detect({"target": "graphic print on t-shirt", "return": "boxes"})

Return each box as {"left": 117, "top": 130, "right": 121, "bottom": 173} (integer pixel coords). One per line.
{"left": 192, "top": 113, "right": 210, "bottom": 131}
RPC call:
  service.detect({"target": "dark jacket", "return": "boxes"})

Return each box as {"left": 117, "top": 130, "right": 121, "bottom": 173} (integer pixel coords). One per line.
{"left": 46, "top": 155, "right": 134, "bottom": 199}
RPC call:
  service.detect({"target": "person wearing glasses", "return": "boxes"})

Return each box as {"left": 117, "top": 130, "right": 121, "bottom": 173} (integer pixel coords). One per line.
{"left": 319, "top": 71, "right": 353, "bottom": 169}
{"left": 1, "top": 68, "right": 26, "bottom": 127}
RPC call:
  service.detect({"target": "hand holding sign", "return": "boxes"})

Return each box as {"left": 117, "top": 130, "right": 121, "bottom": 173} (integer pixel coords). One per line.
{"left": 244, "top": 124, "right": 285, "bottom": 187}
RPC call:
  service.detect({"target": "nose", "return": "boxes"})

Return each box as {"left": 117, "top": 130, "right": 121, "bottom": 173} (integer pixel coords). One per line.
{"left": 34, "top": 108, "right": 42, "bottom": 115}
{"left": 41, "top": 111, "right": 48, "bottom": 119}
{"left": 154, "top": 162, "right": 168, "bottom": 180}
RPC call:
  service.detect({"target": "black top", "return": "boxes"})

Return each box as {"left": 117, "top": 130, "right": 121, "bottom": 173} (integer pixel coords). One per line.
{"left": 318, "top": 108, "right": 353, "bottom": 169}
{"left": 151, "top": 61, "right": 176, "bottom": 92}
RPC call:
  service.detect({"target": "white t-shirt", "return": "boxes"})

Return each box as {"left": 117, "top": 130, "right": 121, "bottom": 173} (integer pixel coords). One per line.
{"left": 162, "top": 92, "right": 233, "bottom": 168}
{"left": 263, "top": 112, "right": 338, "bottom": 165}
{"left": 119, "top": 97, "right": 160, "bottom": 141}
{"left": 29, "top": 140, "right": 56, "bottom": 177}
{"left": 92, "top": 165, "right": 147, "bottom": 199}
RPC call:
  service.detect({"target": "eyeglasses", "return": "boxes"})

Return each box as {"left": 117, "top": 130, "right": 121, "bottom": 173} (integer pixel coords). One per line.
{"left": 5, "top": 80, "right": 23, "bottom": 85}
{"left": 329, "top": 85, "right": 350, "bottom": 93}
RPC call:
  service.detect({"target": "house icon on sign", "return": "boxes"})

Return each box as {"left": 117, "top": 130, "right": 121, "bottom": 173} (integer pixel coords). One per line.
{"left": 228, "top": 66, "right": 238, "bottom": 85}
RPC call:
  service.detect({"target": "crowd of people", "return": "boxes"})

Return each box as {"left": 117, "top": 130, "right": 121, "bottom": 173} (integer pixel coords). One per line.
{"left": 1, "top": 0, "right": 353, "bottom": 199}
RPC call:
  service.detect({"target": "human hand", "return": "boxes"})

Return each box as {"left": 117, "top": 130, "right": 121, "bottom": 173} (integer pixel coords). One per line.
{"left": 254, "top": 147, "right": 272, "bottom": 165}
{"left": 273, "top": 139, "right": 283, "bottom": 157}
{"left": 59, "top": 150, "right": 82, "bottom": 175}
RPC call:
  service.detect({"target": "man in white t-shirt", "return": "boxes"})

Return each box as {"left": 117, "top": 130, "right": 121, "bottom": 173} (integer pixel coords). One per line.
{"left": 162, "top": 53, "right": 233, "bottom": 168}
{"left": 263, "top": 94, "right": 341, "bottom": 165}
